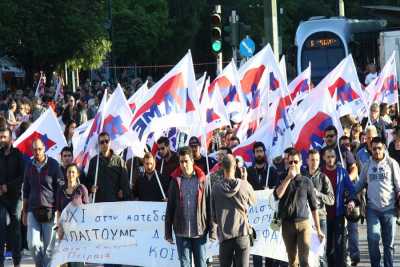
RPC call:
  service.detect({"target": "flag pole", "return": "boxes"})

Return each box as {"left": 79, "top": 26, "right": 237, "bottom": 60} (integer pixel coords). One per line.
{"left": 265, "top": 164, "right": 271, "bottom": 188}
{"left": 129, "top": 148, "right": 134, "bottom": 189}
{"left": 91, "top": 89, "right": 107, "bottom": 203}
{"left": 203, "top": 130, "right": 210, "bottom": 176}
{"left": 337, "top": 141, "right": 345, "bottom": 168}
{"left": 92, "top": 145, "right": 100, "bottom": 203}
{"left": 154, "top": 170, "right": 166, "bottom": 200}
{"left": 144, "top": 145, "right": 166, "bottom": 199}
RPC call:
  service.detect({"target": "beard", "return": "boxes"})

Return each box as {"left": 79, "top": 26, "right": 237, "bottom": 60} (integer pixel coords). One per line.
{"left": 0, "top": 142, "right": 9, "bottom": 150}
{"left": 255, "top": 156, "right": 265, "bottom": 164}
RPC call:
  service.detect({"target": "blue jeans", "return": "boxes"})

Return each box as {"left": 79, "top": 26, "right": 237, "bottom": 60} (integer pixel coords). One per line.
{"left": 0, "top": 199, "right": 22, "bottom": 265}
{"left": 175, "top": 234, "right": 207, "bottom": 267}
{"left": 366, "top": 208, "right": 396, "bottom": 267}
{"left": 27, "top": 212, "right": 54, "bottom": 267}
{"left": 319, "top": 218, "right": 328, "bottom": 267}
{"left": 347, "top": 221, "right": 360, "bottom": 262}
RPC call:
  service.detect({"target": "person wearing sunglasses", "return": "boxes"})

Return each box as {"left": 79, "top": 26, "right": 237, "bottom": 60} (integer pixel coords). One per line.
{"left": 352, "top": 137, "right": 400, "bottom": 267}
{"left": 87, "top": 132, "right": 129, "bottom": 203}
{"left": 86, "top": 132, "right": 130, "bottom": 267}
{"left": 321, "top": 147, "right": 357, "bottom": 267}
{"left": 274, "top": 149, "right": 324, "bottom": 267}
{"left": 155, "top": 136, "right": 179, "bottom": 178}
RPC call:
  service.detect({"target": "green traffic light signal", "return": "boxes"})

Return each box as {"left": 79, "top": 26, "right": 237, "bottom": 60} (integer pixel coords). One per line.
{"left": 211, "top": 40, "right": 222, "bottom": 53}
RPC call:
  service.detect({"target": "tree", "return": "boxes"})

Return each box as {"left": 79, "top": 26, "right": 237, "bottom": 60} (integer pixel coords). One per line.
{"left": 0, "top": 0, "right": 109, "bottom": 81}
{"left": 112, "top": 0, "right": 170, "bottom": 65}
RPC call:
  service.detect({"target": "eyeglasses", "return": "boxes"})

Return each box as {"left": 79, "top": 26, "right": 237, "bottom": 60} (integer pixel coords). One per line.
{"left": 288, "top": 160, "right": 299, "bottom": 165}
{"left": 158, "top": 147, "right": 166, "bottom": 151}
{"left": 99, "top": 139, "right": 110, "bottom": 145}
{"left": 372, "top": 146, "right": 383, "bottom": 151}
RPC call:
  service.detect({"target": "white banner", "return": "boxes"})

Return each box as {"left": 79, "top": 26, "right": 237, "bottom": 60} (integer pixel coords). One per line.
{"left": 51, "top": 190, "right": 322, "bottom": 266}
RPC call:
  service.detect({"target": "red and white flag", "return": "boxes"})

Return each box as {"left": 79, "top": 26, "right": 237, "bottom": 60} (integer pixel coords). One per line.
{"left": 209, "top": 59, "right": 247, "bottom": 122}
{"left": 129, "top": 51, "right": 199, "bottom": 147}
{"left": 14, "top": 108, "right": 67, "bottom": 161}
{"left": 102, "top": 84, "right": 134, "bottom": 154}
{"left": 365, "top": 51, "right": 398, "bottom": 106}
{"left": 291, "top": 74, "right": 344, "bottom": 160}
{"left": 73, "top": 90, "right": 108, "bottom": 171}
{"left": 314, "top": 55, "right": 366, "bottom": 118}
{"left": 287, "top": 64, "right": 311, "bottom": 106}
{"left": 34, "top": 71, "right": 46, "bottom": 97}
{"left": 127, "top": 81, "right": 148, "bottom": 114}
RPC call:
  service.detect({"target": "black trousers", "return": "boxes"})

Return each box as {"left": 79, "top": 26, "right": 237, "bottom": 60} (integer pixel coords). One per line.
{"left": 219, "top": 236, "right": 250, "bottom": 267}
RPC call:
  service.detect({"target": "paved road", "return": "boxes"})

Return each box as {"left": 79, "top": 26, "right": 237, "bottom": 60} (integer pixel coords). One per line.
{"left": 5, "top": 224, "right": 400, "bottom": 266}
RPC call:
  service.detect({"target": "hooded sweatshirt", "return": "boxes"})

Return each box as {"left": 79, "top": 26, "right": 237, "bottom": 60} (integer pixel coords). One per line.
{"left": 211, "top": 178, "right": 256, "bottom": 242}
{"left": 355, "top": 153, "right": 400, "bottom": 212}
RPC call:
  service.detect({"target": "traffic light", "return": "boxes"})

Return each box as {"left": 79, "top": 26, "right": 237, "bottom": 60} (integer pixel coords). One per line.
{"left": 211, "top": 9, "right": 222, "bottom": 54}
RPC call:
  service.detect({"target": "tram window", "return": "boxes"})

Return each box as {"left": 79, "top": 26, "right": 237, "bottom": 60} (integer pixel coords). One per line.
{"left": 300, "top": 32, "right": 346, "bottom": 83}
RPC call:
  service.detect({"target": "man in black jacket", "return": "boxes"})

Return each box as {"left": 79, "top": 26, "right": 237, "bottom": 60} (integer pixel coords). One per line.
{"left": 274, "top": 149, "right": 324, "bottom": 267}
{"left": 132, "top": 152, "right": 168, "bottom": 201}
{"left": 87, "top": 132, "right": 130, "bottom": 267}
{"left": 0, "top": 127, "right": 24, "bottom": 267}
{"left": 87, "top": 132, "right": 130, "bottom": 203}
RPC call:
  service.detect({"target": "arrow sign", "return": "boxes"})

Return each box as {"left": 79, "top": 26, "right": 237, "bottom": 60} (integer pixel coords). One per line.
{"left": 239, "top": 36, "right": 255, "bottom": 58}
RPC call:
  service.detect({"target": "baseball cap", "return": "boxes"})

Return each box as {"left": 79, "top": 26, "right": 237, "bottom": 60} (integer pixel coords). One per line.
{"left": 189, "top": 136, "right": 200, "bottom": 146}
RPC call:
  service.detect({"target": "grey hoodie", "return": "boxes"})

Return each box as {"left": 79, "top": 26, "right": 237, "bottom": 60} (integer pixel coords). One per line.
{"left": 211, "top": 178, "right": 256, "bottom": 242}
{"left": 354, "top": 153, "right": 400, "bottom": 212}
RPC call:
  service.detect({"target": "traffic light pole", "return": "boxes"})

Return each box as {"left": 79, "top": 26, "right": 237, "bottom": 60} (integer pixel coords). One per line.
{"left": 216, "top": 52, "right": 223, "bottom": 75}
{"left": 229, "top": 10, "right": 239, "bottom": 66}
{"left": 264, "top": 0, "right": 279, "bottom": 58}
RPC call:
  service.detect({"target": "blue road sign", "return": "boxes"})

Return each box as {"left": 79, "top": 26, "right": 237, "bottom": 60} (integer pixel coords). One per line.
{"left": 239, "top": 36, "right": 255, "bottom": 58}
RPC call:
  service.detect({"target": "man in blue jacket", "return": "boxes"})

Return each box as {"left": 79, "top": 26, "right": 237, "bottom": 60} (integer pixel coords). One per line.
{"left": 321, "top": 147, "right": 356, "bottom": 267}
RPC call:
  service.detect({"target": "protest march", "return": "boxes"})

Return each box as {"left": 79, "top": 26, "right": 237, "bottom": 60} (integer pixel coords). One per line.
{"left": 0, "top": 41, "right": 400, "bottom": 267}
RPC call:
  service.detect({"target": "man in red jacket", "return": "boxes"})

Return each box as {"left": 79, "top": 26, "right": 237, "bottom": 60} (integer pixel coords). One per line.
{"left": 165, "top": 146, "right": 216, "bottom": 267}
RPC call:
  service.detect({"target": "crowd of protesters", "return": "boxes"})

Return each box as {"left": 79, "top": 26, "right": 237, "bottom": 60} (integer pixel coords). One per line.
{"left": 0, "top": 67, "right": 400, "bottom": 267}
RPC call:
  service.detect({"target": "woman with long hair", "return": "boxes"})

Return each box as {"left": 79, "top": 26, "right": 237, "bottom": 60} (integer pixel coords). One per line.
{"left": 55, "top": 163, "right": 89, "bottom": 267}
